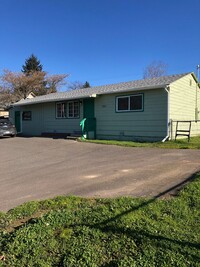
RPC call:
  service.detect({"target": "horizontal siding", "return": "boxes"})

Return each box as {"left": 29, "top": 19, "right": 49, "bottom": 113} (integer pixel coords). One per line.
{"left": 170, "top": 74, "right": 200, "bottom": 138}
{"left": 15, "top": 102, "right": 83, "bottom": 136}
{"left": 42, "top": 103, "right": 82, "bottom": 134}
{"left": 21, "top": 104, "right": 43, "bottom": 135}
{"left": 95, "top": 89, "right": 167, "bottom": 141}
{"left": 96, "top": 120, "right": 166, "bottom": 127}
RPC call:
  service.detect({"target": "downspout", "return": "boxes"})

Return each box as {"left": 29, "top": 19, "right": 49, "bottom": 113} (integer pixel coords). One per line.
{"left": 195, "top": 65, "right": 200, "bottom": 121}
{"left": 162, "top": 86, "right": 170, "bottom": 142}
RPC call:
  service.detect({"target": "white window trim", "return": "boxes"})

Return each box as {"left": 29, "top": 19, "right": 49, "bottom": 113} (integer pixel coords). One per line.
{"left": 116, "top": 94, "right": 143, "bottom": 112}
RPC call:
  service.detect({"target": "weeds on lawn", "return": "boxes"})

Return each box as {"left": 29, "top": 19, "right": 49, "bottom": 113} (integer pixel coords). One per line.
{"left": 0, "top": 175, "right": 200, "bottom": 266}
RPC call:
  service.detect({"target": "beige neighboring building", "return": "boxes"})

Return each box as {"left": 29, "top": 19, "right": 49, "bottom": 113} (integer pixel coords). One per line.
{"left": 26, "top": 92, "right": 36, "bottom": 99}
{"left": 0, "top": 108, "right": 9, "bottom": 117}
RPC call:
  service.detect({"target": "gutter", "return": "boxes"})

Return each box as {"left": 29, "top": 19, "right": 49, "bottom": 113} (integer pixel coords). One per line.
{"left": 95, "top": 84, "right": 168, "bottom": 96}
{"left": 12, "top": 95, "right": 92, "bottom": 107}
{"left": 195, "top": 65, "right": 200, "bottom": 121}
{"left": 162, "top": 86, "right": 170, "bottom": 142}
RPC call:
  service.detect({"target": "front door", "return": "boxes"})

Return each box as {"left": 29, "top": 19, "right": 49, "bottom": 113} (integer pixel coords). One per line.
{"left": 83, "top": 98, "right": 94, "bottom": 118}
{"left": 15, "top": 111, "right": 21, "bottom": 133}
{"left": 83, "top": 98, "right": 96, "bottom": 139}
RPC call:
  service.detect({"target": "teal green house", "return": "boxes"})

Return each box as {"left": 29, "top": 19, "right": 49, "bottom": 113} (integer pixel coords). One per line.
{"left": 10, "top": 72, "right": 200, "bottom": 141}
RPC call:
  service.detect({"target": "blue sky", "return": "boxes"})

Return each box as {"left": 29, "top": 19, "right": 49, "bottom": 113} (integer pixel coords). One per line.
{"left": 0, "top": 0, "right": 199, "bottom": 87}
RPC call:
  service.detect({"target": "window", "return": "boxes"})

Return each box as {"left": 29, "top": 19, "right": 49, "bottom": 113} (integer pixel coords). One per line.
{"left": 116, "top": 94, "right": 143, "bottom": 112}
{"left": 56, "top": 101, "right": 80, "bottom": 118}
{"left": 22, "top": 111, "right": 32, "bottom": 120}
{"left": 67, "top": 101, "right": 80, "bottom": 118}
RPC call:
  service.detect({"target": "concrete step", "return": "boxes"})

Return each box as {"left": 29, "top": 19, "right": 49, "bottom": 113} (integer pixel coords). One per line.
{"left": 66, "top": 135, "right": 81, "bottom": 140}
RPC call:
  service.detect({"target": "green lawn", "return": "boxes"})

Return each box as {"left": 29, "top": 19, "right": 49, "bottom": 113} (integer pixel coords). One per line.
{"left": 0, "top": 174, "right": 200, "bottom": 266}
{"left": 81, "top": 136, "right": 200, "bottom": 149}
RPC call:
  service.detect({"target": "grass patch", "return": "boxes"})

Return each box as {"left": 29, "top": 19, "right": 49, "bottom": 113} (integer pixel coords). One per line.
{"left": 81, "top": 136, "right": 200, "bottom": 149}
{"left": 0, "top": 176, "right": 200, "bottom": 266}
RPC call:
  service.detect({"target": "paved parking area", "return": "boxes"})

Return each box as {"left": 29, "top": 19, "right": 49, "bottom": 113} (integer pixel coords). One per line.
{"left": 1, "top": 137, "right": 200, "bottom": 211}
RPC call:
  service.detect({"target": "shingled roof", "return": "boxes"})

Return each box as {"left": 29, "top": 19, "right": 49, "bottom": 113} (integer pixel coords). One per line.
{"left": 13, "top": 72, "right": 191, "bottom": 106}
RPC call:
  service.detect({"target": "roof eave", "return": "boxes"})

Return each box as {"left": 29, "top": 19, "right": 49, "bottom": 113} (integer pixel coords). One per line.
{"left": 12, "top": 84, "right": 168, "bottom": 107}
{"left": 12, "top": 95, "right": 91, "bottom": 106}
{"left": 97, "top": 84, "right": 168, "bottom": 96}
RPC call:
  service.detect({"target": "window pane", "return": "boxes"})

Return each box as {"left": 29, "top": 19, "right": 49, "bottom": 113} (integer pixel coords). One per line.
{"left": 118, "top": 97, "right": 129, "bottom": 110}
{"left": 61, "top": 103, "right": 66, "bottom": 117}
{"left": 74, "top": 102, "right": 79, "bottom": 117}
{"left": 63, "top": 103, "right": 67, "bottom": 117}
{"left": 68, "top": 102, "right": 74, "bottom": 117}
{"left": 57, "top": 104, "right": 62, "bottom": 117}
{"left": 130, "top": 95, "right": 142, "bottom": 110}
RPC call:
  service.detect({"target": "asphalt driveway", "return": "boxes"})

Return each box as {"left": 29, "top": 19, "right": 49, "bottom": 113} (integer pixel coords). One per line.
{"left": 1, "top": 137, "right": 200, "bottom": 211}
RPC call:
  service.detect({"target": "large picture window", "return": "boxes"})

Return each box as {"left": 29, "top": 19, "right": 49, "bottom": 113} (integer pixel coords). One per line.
{"left": 116, "top": 94, "right": 143, "bottom": 112}
{"left": 56, "top": 101, "right": 80, "bottom": 118}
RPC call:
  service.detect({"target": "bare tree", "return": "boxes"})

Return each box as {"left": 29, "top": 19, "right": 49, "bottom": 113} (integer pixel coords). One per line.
{"left": 67, "top": 81, "right": 84, "bottom": 90}
{"left": 143, "top": 61, "right": 167, "bottom": 79}
{"left": 68, "top": 80, "right": 91, "bottom": 90}
{"left": 1, "top": 70, "right": 46, "bottom": 99}
{"left": 0, "top": 70, "right": 68, "bottom": 107}
{"left": 0, "top": 86, "right": 16, "bottom": 109}
{"left": 46, "top": 74, "right": 68, "bottom": 94}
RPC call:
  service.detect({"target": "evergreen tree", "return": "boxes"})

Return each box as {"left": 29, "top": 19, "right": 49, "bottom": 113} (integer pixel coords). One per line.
{"left": 82, "top": 81, "right": 90, "bottom": 88}
{"left": 22, "top": 54, "right": 43, "bottom": 74}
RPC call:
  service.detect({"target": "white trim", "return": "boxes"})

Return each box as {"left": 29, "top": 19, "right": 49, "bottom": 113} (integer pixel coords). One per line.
{"left": 162, "top": 86, "right": 170, "bottom": 142}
